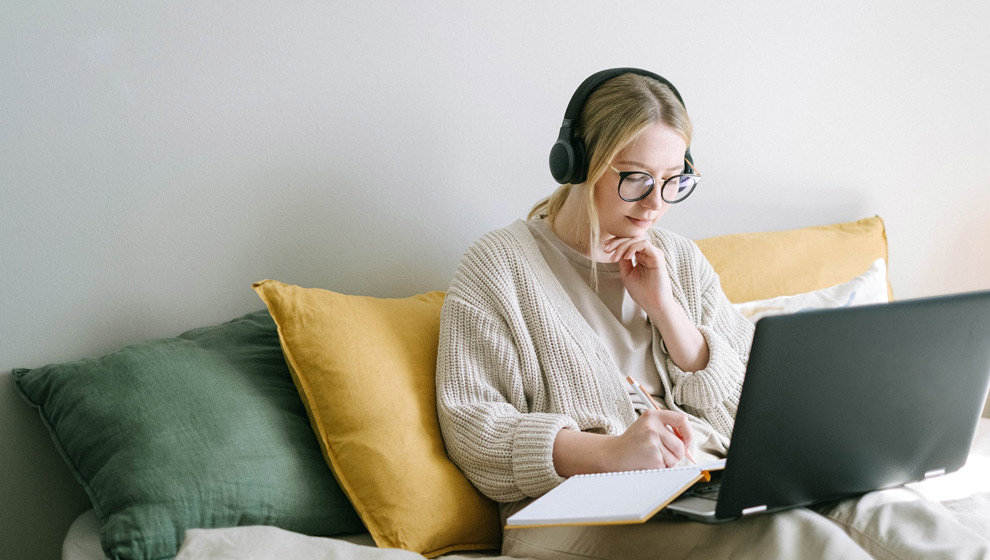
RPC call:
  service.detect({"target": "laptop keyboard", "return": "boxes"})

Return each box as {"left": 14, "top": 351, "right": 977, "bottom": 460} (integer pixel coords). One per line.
{"left": 688, "top": 482, "right": 721, "bottom": 501}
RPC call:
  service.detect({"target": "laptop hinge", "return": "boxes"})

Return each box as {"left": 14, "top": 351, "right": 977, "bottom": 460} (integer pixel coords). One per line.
{"left": 741, "top": 505, "right": 768, "bottom": 516}
{"left": 924, "top": 468, "right": 947, "bottom": 479}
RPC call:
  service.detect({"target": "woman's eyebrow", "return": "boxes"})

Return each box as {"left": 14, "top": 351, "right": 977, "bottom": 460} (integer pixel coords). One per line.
{"left": 615, "top": 159, "right": 683, "bottom": 175}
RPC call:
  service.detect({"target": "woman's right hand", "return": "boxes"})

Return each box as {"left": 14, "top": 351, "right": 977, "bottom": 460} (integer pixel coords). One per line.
{"left": 606, "top": 409, "right": 693, "bottom": 471}
{"left": 552, "top": 410, "right": 693, "bottom": 477}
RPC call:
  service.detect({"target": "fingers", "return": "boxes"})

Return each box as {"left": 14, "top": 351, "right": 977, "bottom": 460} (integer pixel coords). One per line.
{"left": 639, "top": 409, "right": 691, "bottom": 467}
{"left": 603, "top": 237, "right": 654, "bottom": 265}
{"left": 658, "top": 427, "right": 686, "bottom": 466}
{"left": 611, "top": 415, "right": 664, "bottom": 471}
{"left": 662, "top": 412, "right": 693, "bottom": 448}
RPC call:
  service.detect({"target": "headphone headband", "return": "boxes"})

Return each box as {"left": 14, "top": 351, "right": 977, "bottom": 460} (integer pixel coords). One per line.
{"left": 549, "top": 67, "right": 693, "bottom": 185}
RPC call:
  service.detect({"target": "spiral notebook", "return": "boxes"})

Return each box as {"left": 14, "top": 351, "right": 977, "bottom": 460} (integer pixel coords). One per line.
{"left": 505, "top": 460, "right": 726, "bottom": 528}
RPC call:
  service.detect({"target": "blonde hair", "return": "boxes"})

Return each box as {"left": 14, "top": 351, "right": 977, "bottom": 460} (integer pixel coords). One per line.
{"left": 528, "top": 73, "right": 693, "bottom": 258}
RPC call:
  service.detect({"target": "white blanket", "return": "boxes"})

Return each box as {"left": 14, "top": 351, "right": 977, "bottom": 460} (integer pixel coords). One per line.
{"left": 174, "top": 526, "right": 520, "bottom": 560}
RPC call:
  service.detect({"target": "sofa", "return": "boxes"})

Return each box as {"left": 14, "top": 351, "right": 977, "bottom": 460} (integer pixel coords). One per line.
{"left": 9, "top": 216, "right": 990, "bottom": 560}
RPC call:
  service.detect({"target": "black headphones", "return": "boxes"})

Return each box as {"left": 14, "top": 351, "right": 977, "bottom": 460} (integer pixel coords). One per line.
{"left": 548, "top": 67, "right": 694, "bottom": 185}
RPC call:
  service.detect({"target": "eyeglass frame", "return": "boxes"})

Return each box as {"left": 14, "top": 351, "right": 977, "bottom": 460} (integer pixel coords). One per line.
{"left": 608, "top": 158, "right": 701, "bottom": 204}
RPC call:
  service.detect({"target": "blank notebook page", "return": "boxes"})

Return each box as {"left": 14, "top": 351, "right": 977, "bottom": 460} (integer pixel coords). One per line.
{"left": 506, "top": 466, "right": 704, "bottom": 527}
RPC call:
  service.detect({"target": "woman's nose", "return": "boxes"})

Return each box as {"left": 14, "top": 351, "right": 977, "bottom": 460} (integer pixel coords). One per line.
{"left": 640, "top": 186, "right": 665, "bottom": 209}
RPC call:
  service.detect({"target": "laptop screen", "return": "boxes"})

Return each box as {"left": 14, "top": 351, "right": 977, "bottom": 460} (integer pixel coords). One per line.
{"left": 713, "top": 290, "right": 990, "bottom": 520}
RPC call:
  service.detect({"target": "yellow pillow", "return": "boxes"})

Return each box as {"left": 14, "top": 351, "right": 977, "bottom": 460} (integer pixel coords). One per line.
{"left": 252, "top": 280, "right": 500, "bottom": 558}
{"left": 695, "top": 216, "right": 892, "bottom": 303}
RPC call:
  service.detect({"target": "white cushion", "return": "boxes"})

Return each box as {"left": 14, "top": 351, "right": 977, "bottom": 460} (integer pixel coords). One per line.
{"left": 733, "top": 258, "right": 889, "bottom": 323}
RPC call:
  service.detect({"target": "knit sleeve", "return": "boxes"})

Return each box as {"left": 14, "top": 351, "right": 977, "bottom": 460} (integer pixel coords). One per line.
{"left": 435, "top": 246, "right": 578, "bottom": 503}
{"left": 662, "top": 237, "right": 754, "bottom": 439}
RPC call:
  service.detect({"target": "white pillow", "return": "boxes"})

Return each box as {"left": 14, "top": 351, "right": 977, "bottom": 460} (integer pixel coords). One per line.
{"left": 733, "top": 258, "right": 889, "bottom": 323}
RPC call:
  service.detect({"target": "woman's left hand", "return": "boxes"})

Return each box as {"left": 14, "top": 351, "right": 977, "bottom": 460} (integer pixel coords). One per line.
{"left": 603, "top": 235, "right": 672, "bottom": 314}
{"left": 604, "top": 234, "right": 711, "bottom": 373}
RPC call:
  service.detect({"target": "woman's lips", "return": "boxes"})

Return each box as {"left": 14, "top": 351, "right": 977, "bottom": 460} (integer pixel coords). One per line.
{"left": 628, "top": 216, "right": 652, "bottom": 228}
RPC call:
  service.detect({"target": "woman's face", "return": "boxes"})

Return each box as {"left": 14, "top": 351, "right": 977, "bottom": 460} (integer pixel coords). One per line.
{"left": 592, "top": 122, "right": 688, "bottom": 244}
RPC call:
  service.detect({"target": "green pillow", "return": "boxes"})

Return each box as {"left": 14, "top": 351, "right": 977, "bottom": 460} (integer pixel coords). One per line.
{"left": 13, "top": 309, "right": 364, "bottom": 560}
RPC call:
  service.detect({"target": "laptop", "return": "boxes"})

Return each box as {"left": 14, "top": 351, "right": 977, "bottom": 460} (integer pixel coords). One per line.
{"left": 665, "top": 289, "right": 990, "bottom": 523}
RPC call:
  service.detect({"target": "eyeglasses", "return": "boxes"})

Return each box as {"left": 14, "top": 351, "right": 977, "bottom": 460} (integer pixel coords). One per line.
{"left": 609, "top": 159, "right": 700, "bottom": 204}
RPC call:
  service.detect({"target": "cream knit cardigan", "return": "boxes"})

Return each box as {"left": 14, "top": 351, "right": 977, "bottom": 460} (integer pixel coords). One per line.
{"left": 436, "top": 220, "right": 755, "bottom": 502}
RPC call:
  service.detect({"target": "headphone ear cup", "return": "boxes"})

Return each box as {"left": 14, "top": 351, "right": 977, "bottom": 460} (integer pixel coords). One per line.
{"left": 548, "top": 136, "right": 588, "bottom": 185}
{"left": 569, "top": 137, "right": 587, "bottom": 184}
{"left": 549, "top": 138, "right": 577, "bottom": 184}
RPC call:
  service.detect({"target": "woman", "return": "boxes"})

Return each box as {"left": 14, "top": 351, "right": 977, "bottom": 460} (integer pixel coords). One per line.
{"left": 436, "top": 69, "right": 988, "bottom": 560}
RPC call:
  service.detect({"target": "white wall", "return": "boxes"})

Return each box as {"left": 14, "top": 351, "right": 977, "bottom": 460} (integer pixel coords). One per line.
{"left": 2, "top": 2, "right": 989, "bottom": 558}
{"left": 4, "top": 2, "right": 990, "bottom": 367}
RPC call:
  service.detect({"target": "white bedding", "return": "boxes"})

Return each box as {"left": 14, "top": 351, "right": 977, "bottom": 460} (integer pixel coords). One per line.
{"left": 63, "top": 511, "right": 522, "bottom": 560}
{"left": 64, "top": 419, "right": 990, "bottom": 560}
